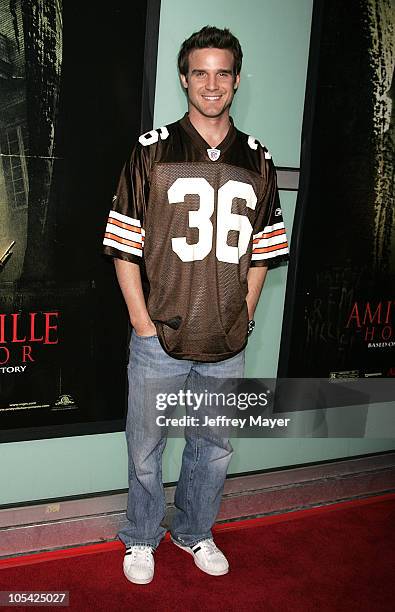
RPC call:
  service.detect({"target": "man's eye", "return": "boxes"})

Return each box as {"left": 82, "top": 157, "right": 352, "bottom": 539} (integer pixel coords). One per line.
{"left": 219, "top": 73, "right": 230, "bottom": 77}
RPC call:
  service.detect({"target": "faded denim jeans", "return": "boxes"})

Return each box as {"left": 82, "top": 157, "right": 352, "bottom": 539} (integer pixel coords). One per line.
{"left": 117, "top": 329, "right": 245, "bottom": 550}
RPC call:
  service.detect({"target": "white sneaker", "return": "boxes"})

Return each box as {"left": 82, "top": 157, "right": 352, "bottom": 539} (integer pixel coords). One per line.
{"left": 123, "top": 545, "right": 155, "bottom": 584}
{"left": 171, "top": 537, "right": 229, "bottom": 576}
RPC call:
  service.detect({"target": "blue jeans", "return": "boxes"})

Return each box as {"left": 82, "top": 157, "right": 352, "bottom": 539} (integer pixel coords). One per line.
{"left": 117, "top": 329, "right": 245, "bottom": 550}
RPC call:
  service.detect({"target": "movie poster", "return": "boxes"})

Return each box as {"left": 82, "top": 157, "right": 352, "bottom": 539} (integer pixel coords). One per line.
{"left": 0, "top": 0, "right": 155, "bottom": 441}
{"left": 279, "top": 0, "right": 395, "bottom": 381}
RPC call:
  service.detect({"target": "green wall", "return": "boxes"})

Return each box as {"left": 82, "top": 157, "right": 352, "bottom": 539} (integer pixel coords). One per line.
{"left": 154, "top": 0, "right": 311, "bottom": 167}
{"left": 0, "top": 0, "right": 393, "bottom": 507}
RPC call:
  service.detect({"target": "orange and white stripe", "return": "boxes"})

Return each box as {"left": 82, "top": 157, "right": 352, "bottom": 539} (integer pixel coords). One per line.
{"left": 103, "top": 211, "right": 144, "bottom": 257}
{"left": 251, "top": 222, "right": 289, "bottom": 260}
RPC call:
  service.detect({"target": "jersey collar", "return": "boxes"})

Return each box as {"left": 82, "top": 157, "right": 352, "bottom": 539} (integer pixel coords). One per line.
{"left": 179, "top": 113, "right": 236, "bottom": 160}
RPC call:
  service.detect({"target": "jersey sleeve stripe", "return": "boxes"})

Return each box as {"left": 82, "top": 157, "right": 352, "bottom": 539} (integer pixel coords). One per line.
{"left": 104, "top": 232, "right": 143, "bottom": 250}
{"left": 253, "top": 239, "right": 288, "bottom": 253}
{"left": 107, "top": 217, "right": 142, "bottom": 234}
{"left": 253, "top": 233, "right": 287, "bottom": 250}
{"left": 252, "top": 240, "right": 289, "bottom": 255}
{"left": 109, "top": 210, "right": 142, "bottom": 228}
{"left": 253, "top": 228, "right": 286, "bottom": 244}
{"left": 105, "top": 222, "right": 143, "bottom": 242}
{"left": 253, "top": 222, "right": 285, "bottom": 240}
{"left": 103, "top": 237, "right": 143, "bottom": 257}
{"left": 251, "top": 246, "right": 289, "bottom": 261}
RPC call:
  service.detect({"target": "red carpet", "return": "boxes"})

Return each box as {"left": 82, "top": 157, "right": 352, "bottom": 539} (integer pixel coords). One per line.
{"left": 0, "top": 494, "right": 394, "bottom": 611}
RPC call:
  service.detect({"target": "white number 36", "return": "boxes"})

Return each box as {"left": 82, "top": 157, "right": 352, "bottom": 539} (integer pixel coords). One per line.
{"left": 168, "top": 178, "right": 257, "bottom": 264}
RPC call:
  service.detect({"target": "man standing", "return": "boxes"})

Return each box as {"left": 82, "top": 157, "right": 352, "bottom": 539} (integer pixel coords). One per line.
{"left": 103, "top": 25, "right": 289, "bottom": 584}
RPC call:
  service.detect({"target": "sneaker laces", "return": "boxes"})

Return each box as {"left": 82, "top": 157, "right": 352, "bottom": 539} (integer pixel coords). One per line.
{"left": 199, "top": 539, "right": 222, "bottom": 557}
{"left": 127, "top": 545, "right": 153, "bottom": 563}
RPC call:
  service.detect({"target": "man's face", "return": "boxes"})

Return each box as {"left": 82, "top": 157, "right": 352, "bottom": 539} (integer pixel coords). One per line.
{"left": 180, "top": 48, "right": 240, "bottom": 119}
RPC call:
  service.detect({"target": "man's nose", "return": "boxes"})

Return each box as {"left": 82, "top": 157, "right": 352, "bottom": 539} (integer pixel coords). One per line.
{"left": 205, "top": 74, "right": 219, "bottom": 90}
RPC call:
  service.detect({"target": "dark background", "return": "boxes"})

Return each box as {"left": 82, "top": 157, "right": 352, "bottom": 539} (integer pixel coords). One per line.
{"left": 278, "top": 0, "right": 394, "bottom": 381}
{"left": 0, "top": 0, "right": 161, "bottom": 441}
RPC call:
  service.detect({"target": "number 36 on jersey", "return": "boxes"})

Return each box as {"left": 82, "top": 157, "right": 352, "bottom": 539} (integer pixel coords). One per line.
{"left": 168, "top": 177, "right": 256, "bottom": 264}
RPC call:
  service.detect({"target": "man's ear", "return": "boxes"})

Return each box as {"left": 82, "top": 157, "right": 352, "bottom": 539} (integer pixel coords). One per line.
{"left": 180, "top": 73, "right": 188, "bottom": 89}
{"left": 234, "top": 73, "right": 241, "bottom": 90}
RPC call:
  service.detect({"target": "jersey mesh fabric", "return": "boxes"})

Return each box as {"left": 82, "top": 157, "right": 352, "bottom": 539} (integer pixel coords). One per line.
{"left": 146, "top": 162, "right": 258, "bottom": 360}
{"left": 103, "top": 115, "right": 289, "bottom": 362}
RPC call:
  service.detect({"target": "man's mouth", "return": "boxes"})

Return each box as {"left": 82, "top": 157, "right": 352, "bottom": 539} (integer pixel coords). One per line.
{"left": 202, "top": 95, "right": 222, "bottom": 101}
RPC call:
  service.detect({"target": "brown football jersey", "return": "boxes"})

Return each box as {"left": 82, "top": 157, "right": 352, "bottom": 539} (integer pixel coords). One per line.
{"left": 103, "top": 114, "right": 289, "bottom": 362}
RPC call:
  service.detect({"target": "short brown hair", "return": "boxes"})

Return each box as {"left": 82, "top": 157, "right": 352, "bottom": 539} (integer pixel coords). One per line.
{"left": 178, "top": 26, "right": 243, "bottom": 77}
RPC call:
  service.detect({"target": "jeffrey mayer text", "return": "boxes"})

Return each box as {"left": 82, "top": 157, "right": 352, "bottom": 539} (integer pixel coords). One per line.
{"left": 156, "top": 415, "right": 291, "bottom": 428}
